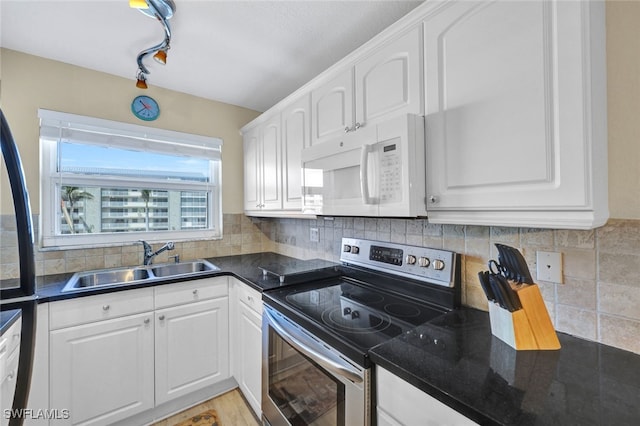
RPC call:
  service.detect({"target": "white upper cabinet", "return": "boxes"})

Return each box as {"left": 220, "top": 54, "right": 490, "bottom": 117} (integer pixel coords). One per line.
{"left": 243, "top": 114, "right": 283, "bottom": 212}
{"left": 244, "top": 94, "right": 311, "bottom": 216}
{"left": 311, "top": 25, "right": 423, "bottom": 147}
{"left": 281, "top": 95, "right": 310, "bottom": 210}
{"left": 261, "top": 116, "right": 283, "bottom": 210}
{"left": 354, "top": 25, "right": 423, "bottom": 127}
{"left": 243, "top": 127, "right": 261, "bottom": 212}
{"left": 424, "top": 0, "right": 607, "bottom": 229}
{"left": 311, "top": 69, "right": 354, "bottom": 146}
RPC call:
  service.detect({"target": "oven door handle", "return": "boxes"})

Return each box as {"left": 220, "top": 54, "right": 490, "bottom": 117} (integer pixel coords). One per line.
{"left": 265, "top": 307, "right": 363, "bottom": 384}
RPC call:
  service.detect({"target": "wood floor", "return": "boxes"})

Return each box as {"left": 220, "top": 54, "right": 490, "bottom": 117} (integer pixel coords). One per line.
{"left": 151, "top": 389, "right": 260, "bottom": 426}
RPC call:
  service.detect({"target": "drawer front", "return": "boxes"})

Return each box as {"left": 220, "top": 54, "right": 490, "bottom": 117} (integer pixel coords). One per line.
{"left": 154, "top": 276, "right": 228, "bottom": 309}
{"left": 1, "top": 319, "right": 21, "bottom": 356}
{"left": 236, "top": 282, "right": 262, "bottom": 314}
{"left": 50, "top": 288, "right": 154, "bottom": 330}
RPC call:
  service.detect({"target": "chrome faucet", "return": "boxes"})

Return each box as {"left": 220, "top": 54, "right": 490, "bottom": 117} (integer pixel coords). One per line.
{"left": 139, "top": 240, "right": 175, "bottom": 265}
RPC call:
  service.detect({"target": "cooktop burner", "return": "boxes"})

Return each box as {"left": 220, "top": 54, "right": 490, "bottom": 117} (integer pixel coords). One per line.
{"left": 271, "top": 279, "right": 445, "bottom": 352}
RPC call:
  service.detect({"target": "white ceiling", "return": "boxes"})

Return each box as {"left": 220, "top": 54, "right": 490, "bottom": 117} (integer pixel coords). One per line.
{"left": 1, "top": 0, "right": 423, "bottom": 112}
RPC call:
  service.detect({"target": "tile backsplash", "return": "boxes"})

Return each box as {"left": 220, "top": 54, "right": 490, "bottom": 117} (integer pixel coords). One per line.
{"left": 267, "top": 216, "right": 640, "bottom": 355}
{"left": 0, "top": 213, "right": 274, "bottom": 280}
{"left": 2, "top": 213, "right": 638, "bottom": 355}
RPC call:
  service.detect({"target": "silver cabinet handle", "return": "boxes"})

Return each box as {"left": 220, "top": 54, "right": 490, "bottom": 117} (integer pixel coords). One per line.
{"left": 344, "top": 126, "right": 351, "bottom": 133}
{"left": 158, "top": 315, "right": 165, "bottom": 321}
{"left": 144, "top": 318, "right": 150, "bottom": 324}
{"left": 429, "top": 195, "right": 438, "bottom": 203}
{"left": 193, "top": 289, "right": 198, "bottom": 295}
{"left": 102, "top": 305, "right": 110, "bottom": 311}
{"left": 354, "top": 122, "right": 362, "bottom": 131}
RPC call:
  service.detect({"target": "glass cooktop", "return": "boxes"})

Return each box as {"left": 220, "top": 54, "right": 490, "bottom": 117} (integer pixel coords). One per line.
{"left": 264, "top": 278, "right": 446, "bottom": 353}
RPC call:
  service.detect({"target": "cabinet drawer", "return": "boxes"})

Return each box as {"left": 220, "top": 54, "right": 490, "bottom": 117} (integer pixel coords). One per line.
{"left": 237, "top": 282, "right": 262, "bottom": 314}
{"left": 154, "top": 276, "right": 228, "bottom": 309}
{"left": 1, "top": 318, "right": 21, "bottom": 356}
{"left": 49, "top": 287, "right": 154, "bottom": 330}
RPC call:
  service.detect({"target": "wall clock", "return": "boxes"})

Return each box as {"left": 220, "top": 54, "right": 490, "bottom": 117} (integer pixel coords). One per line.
{"left": 131, "top": 95, "right": 160, "bottom": 121}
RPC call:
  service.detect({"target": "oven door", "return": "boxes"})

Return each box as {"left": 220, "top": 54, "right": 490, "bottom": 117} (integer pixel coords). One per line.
{"left": 262, "top": 305, "right": 370, "bottom": 426}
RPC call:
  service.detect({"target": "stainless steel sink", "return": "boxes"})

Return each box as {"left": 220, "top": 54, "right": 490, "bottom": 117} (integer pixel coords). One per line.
{"left": 62, "top": 267, "right": 151, "bottom": 291}
{"left": 151, "top": 260, "right": 219, "bottom": 277}
{"left": 61, "top": 260, "right": 219, "bottom": 292}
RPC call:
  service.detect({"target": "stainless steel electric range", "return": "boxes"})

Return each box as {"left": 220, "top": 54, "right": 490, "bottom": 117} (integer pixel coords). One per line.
{"left": 261, "top": 238, "right": 461, "bottom": 426}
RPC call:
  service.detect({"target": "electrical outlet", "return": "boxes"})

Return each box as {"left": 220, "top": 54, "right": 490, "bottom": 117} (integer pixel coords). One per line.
{"left": 310, "top": 228, "right": 319, "bottom": 242}
{"left": 536, "top": 251, "right": 563, "bottom": 283}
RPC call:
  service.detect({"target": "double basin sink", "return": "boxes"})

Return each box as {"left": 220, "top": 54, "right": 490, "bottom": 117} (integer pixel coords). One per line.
{"left": 62, "top": 260, "right": 219, "bottom": 292}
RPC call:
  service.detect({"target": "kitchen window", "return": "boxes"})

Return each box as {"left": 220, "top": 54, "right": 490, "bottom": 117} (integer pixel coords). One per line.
{"left": 38, "top": 109, "right": 222, "bottom": 248}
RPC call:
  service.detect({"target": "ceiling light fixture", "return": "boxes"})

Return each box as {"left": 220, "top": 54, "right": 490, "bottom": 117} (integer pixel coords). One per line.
{"left": 131, "top": 0, "right": 176, "bottom": 89}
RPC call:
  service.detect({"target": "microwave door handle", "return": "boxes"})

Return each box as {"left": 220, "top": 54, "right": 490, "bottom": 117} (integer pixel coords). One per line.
{"left": 360, "top": 144, "right": 373, "bottom": 204}
{"left": 265, "top": 308, "right": 363, "bottom": 384}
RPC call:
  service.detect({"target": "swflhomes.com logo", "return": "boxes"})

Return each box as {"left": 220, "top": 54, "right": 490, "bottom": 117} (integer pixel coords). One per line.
{"left": 3, "top": 409, "right": 70, "bottom": 420}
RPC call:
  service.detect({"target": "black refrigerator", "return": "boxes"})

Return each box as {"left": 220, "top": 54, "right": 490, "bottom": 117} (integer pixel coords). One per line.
{"left": 1, "top": 108, "right": 38, "bottom": 426}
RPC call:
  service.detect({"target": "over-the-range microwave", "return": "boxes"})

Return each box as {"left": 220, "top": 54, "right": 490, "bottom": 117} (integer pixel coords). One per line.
{"left": 302, "top": 113, "right": 426, "bottom": 217}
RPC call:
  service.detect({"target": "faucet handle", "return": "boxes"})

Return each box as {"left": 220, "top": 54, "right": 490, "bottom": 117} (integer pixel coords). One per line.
{"left": 166, "top": 241, "right": 175, "bottom": 250}
{"left": 139, "top": 240, "right": 153, "bottom": 254}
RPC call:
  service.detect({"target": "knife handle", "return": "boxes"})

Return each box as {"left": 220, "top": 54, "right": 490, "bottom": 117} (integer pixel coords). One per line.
{"left": 477, "top": 271, "right": 496, "bottom": 302}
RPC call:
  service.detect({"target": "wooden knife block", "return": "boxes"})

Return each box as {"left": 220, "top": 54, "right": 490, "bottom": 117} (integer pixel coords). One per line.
{"left": 488, "top": 284, "right": 560, "bottom": 350}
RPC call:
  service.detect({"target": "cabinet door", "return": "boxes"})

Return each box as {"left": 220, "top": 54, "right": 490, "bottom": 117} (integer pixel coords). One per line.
{"left": 424, "top": 1, "right": 606, "bottom": 227}
{"left": 237, "top": 300, "right": 262, "bottom": 417}
{"left": 50, "top": 313, "right": 154, "bottom": 426}
{"left": 281, "top": 95, "right": 310, "bottom": 210}
{"left": 155, "top": 298, "right": 229, "bottom": 405}
{"left": 377, "top": 367, "right": 477, "bottom": 426}
{"left": 243, "top": 127, "right": 261, "bottom": 211}
{"left": 355, "top": 25, "right": 423, "bottom": 126}
{"left": 311, "top": 69, "right": 354, "bottom": 146}
{"left": 260, "top": 115, "right": 283, "bottom": 210}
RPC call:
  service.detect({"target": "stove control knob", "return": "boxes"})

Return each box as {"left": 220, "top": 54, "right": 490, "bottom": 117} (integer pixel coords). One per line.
{"left": 432, "top": 259, "right": 445, "bottom": 271}
{"left": 351, "top": 310, "right": 360, "bottom": 319}
{"left": 351, "top": 246, "right": 360, "bottom": 254}
{"left": 405, "top": 255, "right": 416, "bottom": 265}
{"left": 418, "top": 257, "right": 430, "bottom": 268}
{"left": 343, "top": 244, "right": 351, "bottom": 252}
{"left": 343, "top": 307, "right": 352, "bottom": 316}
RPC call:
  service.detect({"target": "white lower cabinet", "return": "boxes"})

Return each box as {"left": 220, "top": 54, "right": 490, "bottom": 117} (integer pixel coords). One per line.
{"left": 48, "top": 278, "right": 230, "bottom": 425}
{"left": 229, "top": 278, "right": 262, "bottom": 417}
{"left": 155, "top": 297, "right": 229, "bottom": 405}
{"left": 1, "top": 318, "right": 22, "bottom": 426}
{"left": 49, "top": 312, "right": 155, "bottom": 426}
{"left": 376, "top": 367, "right": 477, "bottom": 426}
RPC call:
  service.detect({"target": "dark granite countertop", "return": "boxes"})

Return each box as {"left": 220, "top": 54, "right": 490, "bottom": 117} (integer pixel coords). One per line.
{"left": 31, "top": 252, "right": 339, "bottom": 302}
{"left": 369, "top": 308, "right": 640, "bottom": 426}
{"left": 6, "top": 253, "right": 640, "bottom": 425}
{"left": 0, "top": 309, "right": 21, "bottom": 335}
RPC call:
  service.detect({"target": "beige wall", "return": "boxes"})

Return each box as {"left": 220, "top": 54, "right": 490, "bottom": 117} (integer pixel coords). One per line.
{"left": 0, "top": 48, "right": 260, "bottom": 215}
{"left": 606, "top": 0, "right": 640, "bottom": 219}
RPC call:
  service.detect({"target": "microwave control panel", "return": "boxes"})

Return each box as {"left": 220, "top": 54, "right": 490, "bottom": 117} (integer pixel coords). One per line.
{"left": 378, "top": 141, "right": 401, "bottom": 204}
